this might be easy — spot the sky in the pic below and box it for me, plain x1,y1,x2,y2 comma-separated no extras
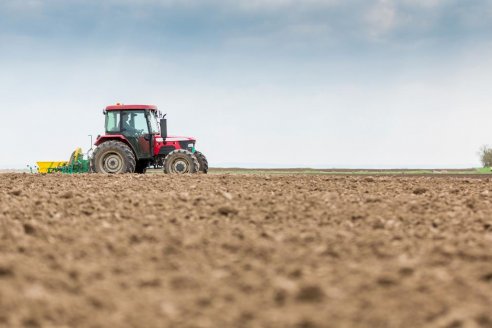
1,0,492,169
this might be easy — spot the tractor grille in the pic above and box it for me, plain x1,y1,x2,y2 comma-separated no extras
179,141,195,152
158,146,176,155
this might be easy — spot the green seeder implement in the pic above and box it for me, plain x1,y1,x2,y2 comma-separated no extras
37,148,90,174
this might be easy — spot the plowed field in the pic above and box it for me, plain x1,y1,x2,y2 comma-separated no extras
1,173,492,328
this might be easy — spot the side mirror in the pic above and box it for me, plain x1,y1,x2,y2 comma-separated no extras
160,118,168,139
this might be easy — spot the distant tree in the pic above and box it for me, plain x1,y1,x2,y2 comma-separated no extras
479,145,492,167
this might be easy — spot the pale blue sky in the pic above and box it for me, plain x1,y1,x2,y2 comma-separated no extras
1,0,492,168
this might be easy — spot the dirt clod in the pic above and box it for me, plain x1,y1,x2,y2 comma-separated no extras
0,265,13,277
61,191,74,199
413,187,428,195
23,223,36,235
481,273,492,282
296,285,325,303
217,205,239,216
9,189,22,196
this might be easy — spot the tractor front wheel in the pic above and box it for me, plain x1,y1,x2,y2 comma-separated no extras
194,150,208,174
163,150,199,174
91,140,136,174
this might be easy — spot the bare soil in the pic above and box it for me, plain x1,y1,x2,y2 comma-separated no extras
1,173,492,328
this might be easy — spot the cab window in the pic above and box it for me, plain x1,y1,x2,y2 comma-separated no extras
121,111,149,135
105,111,121,133
149,111,160,134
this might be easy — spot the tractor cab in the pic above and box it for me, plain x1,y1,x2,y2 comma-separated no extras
104,105,160,160
92,104,208,174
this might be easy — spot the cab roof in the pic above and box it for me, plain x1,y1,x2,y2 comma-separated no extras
105,104,158,111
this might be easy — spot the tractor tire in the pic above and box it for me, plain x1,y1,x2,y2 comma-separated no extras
91,140,136,174
194,150,208,174
135,160,148,174
163,149,199,174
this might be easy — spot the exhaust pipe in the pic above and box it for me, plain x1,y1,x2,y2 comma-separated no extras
160,118,168,139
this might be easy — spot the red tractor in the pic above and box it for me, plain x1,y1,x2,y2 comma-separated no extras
91,104,208,174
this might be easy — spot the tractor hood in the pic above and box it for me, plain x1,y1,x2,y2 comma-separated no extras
164,136,196,143
155,135,196,154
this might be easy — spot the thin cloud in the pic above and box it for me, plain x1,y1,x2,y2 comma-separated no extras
366,0,397,39
1,0,490,49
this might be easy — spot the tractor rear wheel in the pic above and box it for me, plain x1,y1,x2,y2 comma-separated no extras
91,140,136,174
194,150,208,174
163,149,199,174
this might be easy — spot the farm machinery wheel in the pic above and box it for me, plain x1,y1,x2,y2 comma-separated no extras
194,150,208,174
163,149,199,174
91,140,136,174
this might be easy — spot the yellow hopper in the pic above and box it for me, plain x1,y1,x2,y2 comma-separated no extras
36,161,68,174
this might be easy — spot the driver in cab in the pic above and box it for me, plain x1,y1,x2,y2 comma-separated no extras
122,113,139,135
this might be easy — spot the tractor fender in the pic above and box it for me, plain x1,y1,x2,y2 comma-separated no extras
94,135,137,157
